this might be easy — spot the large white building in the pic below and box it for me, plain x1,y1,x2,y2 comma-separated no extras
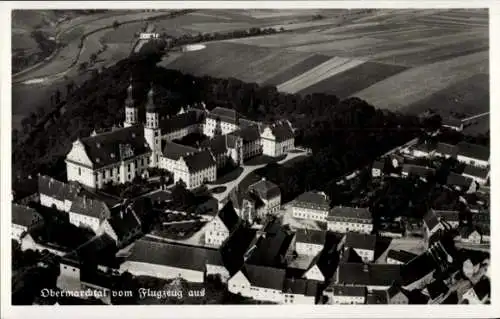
338,232,377,263
456,142,489,168
291,191,330,222
260,122,295,157
327,206,373,234
295,229,326,257
204,201,240,247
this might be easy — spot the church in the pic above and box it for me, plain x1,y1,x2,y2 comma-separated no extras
66,79,295,190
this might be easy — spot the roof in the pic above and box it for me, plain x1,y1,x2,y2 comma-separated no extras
145,87,158,112
243,191,265,209
220,227,257,274
127,238,223,271
344,232,377,251
292,191,330,211
462,165,489,179
460,249,489,265
456,142,489,161
472,278,490,300
336,263,402,287
435,142,458,157
447,172,473,188
200,135,235,155
459,226,479,238
402,164,435,177
367,290,388,304
423,209,440,230
248,179,281,200
386,283,406,299
372,160,384,170
386,250,418,264
78,125,151,169
207,107,241,125
11,203,43,227
230,125,261,143
425,279,448,299
162,141,198,160
283,278,318,296
433,209,460,223
268,122,294,142
80,269,113,289
64,234,119,268
340,247,363,264
295,229,326,245
442,291,458,304
70,195,111,220
217,201,240,233
107,205,142,241
38,175,78,202
414,142,435,153
159,110,204,134
331,285,366,297
400,252,436,286
183,150,216,172
328,206,371,222
242,264,285,290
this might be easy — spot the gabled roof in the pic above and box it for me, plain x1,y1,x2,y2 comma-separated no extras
459,225,479,238
248,178,281,200
336,263,402,287
242,264,285,290
330,285,366,297
243,191,265,209
414,142,435,153
295,229,326,245
162,141,198,160
78,125,150,169
183,150,216,172
402,164,435,177
344,232,377,251
447,172,473,188
386,250,418,264
207,107,242,125
400,252,436,286
127,238,223,271
11,203,43,227
63,234,119,268
292,191,330,211
38,175,78,202
386,282,406,299
159,110,204,134
462,165,489,179
230,125,261,143
328,206,371,222
217,201,240,233
367,290,388,304
200,135,237,155
283,278,318,297
435,142,458,157
459,249,489,266
425,279,448,300
267,122,294,142
70,195,111,220
372,160,384,170
472,277,490,300
456,142,489,161
107,205,142,241
432,209,460,223
423,209,440,231
220,227,257,274
340,247,363,264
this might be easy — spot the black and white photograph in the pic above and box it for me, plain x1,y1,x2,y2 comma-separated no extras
1,1,497,317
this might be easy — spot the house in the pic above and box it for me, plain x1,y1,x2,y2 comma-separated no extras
120,238,228,283
11,203,44,242
461,165,489,185
200,134,243,168
282,278,319,304
38,174,78,211
247,178,281,215
295,229,326,256
327,206,372,234
366,290,388,304
462,278,490,304
99,202,143,248
400,252,437,291
204,107,245,137
240,191,266,224
335,263,402,291
204,201,240,247
160,110,205,142
456,142,489,168
458,226,482,244
386,250,417,265
461,250,489,280
66,125,152,189
410,143,435,158
230,125,263,160
423,279,448,304
339,232,377,263
228,264,285,304
323,285,366,304
69,195,113,233
401,164,435,181
260,121,295,157
446,172,475,192
423,209,445,240
442,117,464,132
372,160,384,178
434,142,458,159
160,141,198,173
173,149,217,189
220,226,258,276
290,191,330,222
386,283,409,304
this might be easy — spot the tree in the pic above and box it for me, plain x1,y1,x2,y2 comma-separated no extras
113,20,120,29
90,52,98,65
54,89,61,105
78,62,88,73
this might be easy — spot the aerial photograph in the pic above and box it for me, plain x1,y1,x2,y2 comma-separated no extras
10,8,490,306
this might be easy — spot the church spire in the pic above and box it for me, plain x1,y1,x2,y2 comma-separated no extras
145,83,157,112
125,76,134,108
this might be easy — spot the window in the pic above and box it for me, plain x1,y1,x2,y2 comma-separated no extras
78,168,82,176
128,164,131,172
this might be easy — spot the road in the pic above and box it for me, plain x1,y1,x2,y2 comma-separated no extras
461,112,489,123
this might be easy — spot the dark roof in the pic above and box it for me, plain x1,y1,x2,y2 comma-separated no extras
328,206,371,222
217,201,240,233
283,278,318,296
127,238,223,271
207,107,241,125
459,225,479,238
145,87,158,112
107,205,141,241
400,252,436,286
268,122,294,142
367,290,388,304
79,125,150,169
433,209,460,223
242,264,285,290
159,110,204,134
456,142,489,161
462,165,489,179
341,247,363,264
435,142,458,157
372,160,384,170
200,135,231,155
425,279,448,299
162,141,198,160
442,291,458,304
38,175,78,201
386,283,406,299
244,191,265,208
230,125,261,143
220,226,257,274
414,142,435,153
70,195,111,220
344,232,377,251
387,250,418,264
459,249,489,265
472,278,490,300
11,203,43,227
80,269,113,289
295,229,326,245
331,285,366,297
183,150,216,172
248,179,281,200
64,234,119,268
336,263,401,287
239,118,259,129
442,117,463,128
447,172,473,188
423,209,440,230
402,164,435,177
292,191,330,211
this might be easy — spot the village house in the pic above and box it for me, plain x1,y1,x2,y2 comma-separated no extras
400,252,438,291
462,278,490,304
461,165,489,185
290,191,330,222
386,250,418,265
240,191,266,224
229,125,263,160
371,160,385,178
401,164,436,182
461,250,490,280
200,134,243,168
327,206,373,234
38,174,79,211
204,201,240,247
260,121,295,157
228,264,285,303
99,201,143,248
69,195,113,233
334,263,402,291
386,283,409,304
446,172,475,193
120,238,228,283
433,209,460,229
456,142,489,168
457,226,482,244
11,203,44,242
338,232,377,263
433,142,458,159
423,209,445,241
323,285,367,304
295,229,326,257
203,107,247,137
282,278,319,304
408,142,436,158
247,178,282,215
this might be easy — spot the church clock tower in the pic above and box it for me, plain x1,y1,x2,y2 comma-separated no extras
143,84,162,167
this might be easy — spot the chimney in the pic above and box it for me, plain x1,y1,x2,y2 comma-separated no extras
363,264,369,272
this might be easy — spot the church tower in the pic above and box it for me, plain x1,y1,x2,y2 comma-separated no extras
124,77,138,128
144,83,162,167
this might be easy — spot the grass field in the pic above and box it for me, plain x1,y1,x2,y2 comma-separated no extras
262,54,331,86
